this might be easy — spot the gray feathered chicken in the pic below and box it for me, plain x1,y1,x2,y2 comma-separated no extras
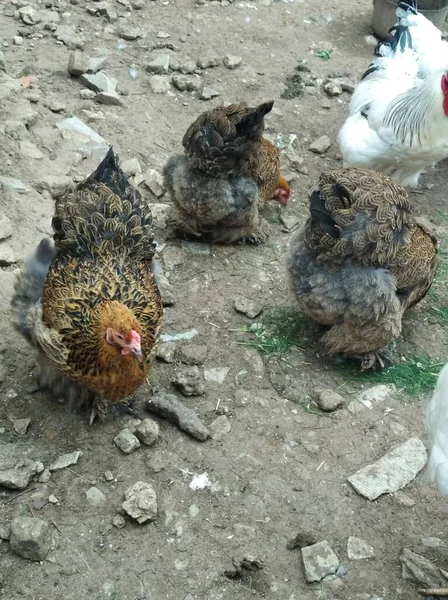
287,168,438,369
163,101,291,244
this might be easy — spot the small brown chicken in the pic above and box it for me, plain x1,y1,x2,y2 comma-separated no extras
287,167,438,369
163,100,291,244
11,148,163,422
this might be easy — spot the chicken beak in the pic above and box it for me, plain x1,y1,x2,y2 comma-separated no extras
133,349,144,363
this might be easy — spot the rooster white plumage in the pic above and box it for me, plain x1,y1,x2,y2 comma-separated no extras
426,363,448,498
338,1,448,186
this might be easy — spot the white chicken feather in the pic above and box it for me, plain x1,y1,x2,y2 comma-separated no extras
338,4,448,187
426,363,448,498
396,0,448,77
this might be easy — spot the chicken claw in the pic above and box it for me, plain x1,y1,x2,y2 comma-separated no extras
358,347,393,371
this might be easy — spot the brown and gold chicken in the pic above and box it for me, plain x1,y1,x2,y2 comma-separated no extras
11,148,163,422
287,167,438,370
163,100,291,244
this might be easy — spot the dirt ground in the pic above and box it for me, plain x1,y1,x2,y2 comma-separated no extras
1,0,448,599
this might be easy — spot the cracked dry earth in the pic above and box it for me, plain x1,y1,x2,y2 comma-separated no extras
1,0,448,599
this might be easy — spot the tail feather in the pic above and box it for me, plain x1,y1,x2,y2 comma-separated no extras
11,238,57,344
52,148,155,262
234,100,274,139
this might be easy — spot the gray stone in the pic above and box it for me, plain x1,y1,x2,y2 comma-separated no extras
348,437,427,501
13,36,24,46
38,468,51,483
209,415,231,440
80,88,96,100
121,157,141,176
0,244,15,266
180,60,197,74
204,367,229,384
50,450,82,471
113,515,126,528
85,486,106,506
401,548,445,587
324,81,342,96
0,524,10,540
10,517,50,562
47,100,66,113
104,470,114,482
55,116,109,161
393,490,416,506
178,344,208,366
197,56,221,69
0,52,5,73
146,55,170,74
144,169,165,197
123,418,142,434
87,57,108,74
36,175,73,198
0,177,29,192
150,203,171,228
280,214,300,231
160,328,198,343
132,0,145,7
156,342,177,363
20,141,44,160
309,135,332,154
200,86,220,100
114,429,141,454
122,481,157,524
234,296,262,319
135,419,159,446
339,78,356,93
223,55,242,69
55,25,85,49
347,536,375,560
148,75,171,94
80,72,117,94
12,418,30,435
172,366,205,396
172,74,202,92
48,494,59,504
0,215,12,242
313,387,344,412
117,24,142,40
67,51,89,76
421,537,444,548
188,504,199,518
96,91,123,106
301,541,340,583
156,31,170,39
146,393,210,441
0,453,41,490
19,6,42,25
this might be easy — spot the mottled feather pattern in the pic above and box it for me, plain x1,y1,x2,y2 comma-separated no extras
12,147,163,409
288,167,438,363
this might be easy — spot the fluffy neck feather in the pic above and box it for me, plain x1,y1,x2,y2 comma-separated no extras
383,74,448,146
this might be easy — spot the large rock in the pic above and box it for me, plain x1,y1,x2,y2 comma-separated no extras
0,444,44,490
301,541,340,583
122,482,157,524
10,517,50,561
146,393,210,442
348,437,427,501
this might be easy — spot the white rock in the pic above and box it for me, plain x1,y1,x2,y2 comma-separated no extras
121,157,141,176
96,91,123,106
0,176,29,192
348,437,427,500
0,244,15,266
209,415,231,440
204,367,230,384
67,51,89,76
149,75,171,94
50,450,82,471
80,72,117,93
122,481,157,524
55,116,109,160
347,536,375,560
160,328,198,342
146,55,170,74
144,169,165,197
19,141,44,160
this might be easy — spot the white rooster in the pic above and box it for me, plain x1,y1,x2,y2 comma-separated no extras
423,363,448,596
426,363,448,498
338,1,448,187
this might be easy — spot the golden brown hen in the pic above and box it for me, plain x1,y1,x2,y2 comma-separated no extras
163,101,291,244
12,148,163,422
287,167,438,369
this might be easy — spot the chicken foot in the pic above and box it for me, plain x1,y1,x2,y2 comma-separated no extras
356,346,394,371
88,397,140,425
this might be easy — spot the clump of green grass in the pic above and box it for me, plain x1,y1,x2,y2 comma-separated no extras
315,49,333,60
342,357,444,396
235,307,307,355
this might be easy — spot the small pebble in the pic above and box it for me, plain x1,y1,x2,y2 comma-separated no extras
114,429,141,454
113,515,126,529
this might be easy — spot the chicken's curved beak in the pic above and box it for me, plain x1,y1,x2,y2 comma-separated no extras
133,348,144,364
